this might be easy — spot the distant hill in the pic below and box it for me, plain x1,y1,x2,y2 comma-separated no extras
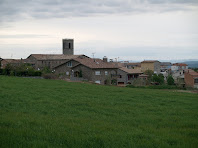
183,61,198,68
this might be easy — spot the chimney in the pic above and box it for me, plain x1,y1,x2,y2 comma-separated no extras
103,56,108,62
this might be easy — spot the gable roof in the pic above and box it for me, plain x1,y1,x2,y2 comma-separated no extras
54,57,119,69
185,69,198,77
27,54,88,60
1,59,22,64
119,67,143,74
73,58,119,69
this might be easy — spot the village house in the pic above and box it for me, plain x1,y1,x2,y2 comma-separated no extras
117,67,143,85
160,62,172,72
171,63,188,84
171,63,188,71
184,69,198,88
54,56,119,85
0,59,25,69
159,62,172,81
141,60,160,74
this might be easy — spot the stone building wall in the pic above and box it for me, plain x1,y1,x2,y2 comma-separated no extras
72,65,117,85
117,69,128,85
91,68,117,85
54,60,80,76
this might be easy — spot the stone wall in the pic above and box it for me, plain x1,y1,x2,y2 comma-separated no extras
54,60,80,77
117,69,128,85
72,65,117,85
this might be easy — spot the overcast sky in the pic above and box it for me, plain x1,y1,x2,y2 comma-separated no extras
0,0,198,61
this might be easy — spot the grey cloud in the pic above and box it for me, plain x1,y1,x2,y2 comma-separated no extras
0,0,198,25
0,34,50,38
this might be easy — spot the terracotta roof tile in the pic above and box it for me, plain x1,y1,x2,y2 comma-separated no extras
185,69,198,77
172,63,188,66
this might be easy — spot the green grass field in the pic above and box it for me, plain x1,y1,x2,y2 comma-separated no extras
0,76,198,147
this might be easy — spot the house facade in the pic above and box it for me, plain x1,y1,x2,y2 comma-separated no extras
117,67,143,85
0,59,24,69
141,60,160,74
184,69,198,88
171,63,188,71
54,57,119,85
171,63,188,84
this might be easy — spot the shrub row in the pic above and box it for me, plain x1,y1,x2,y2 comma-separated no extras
126,84,185,90
0,68,42,76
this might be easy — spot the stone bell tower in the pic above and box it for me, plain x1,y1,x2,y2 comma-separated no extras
62,38,74,55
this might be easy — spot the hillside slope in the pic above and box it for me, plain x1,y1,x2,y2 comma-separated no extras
0,76,198,147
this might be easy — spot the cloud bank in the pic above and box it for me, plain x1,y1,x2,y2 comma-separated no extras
1,0,198,24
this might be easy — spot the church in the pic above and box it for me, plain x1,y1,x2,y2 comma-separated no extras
25,39,89,70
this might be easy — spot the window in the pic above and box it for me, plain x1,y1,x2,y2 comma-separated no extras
95,80,101,84
105,71,108,75
67,61,72,67
119,75,122,78
195,79,198,84
69,43,71,49
95,71,101,75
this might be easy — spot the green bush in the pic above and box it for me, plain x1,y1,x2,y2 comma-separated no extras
1,64,42,77
152,74,164,85
0,69,3,75
34,71,42,76
144,70,154,81
167,75,174,85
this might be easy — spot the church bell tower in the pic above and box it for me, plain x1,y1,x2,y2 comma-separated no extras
62,38,74,55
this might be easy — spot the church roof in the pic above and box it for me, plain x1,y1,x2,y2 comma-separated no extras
27,54,87,60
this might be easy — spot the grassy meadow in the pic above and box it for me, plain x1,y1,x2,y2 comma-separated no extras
0,76,198,147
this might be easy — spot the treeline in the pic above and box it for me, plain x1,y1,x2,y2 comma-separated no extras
144,70,174,85
0,64,42,76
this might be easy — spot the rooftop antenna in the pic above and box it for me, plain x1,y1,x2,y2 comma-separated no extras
118,57,119,62
11,54,13,59
92,52,95,59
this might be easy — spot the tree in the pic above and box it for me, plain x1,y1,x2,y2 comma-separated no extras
167,75,174,85
144,70,154,81
4,64,14,75
152,74,164,85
